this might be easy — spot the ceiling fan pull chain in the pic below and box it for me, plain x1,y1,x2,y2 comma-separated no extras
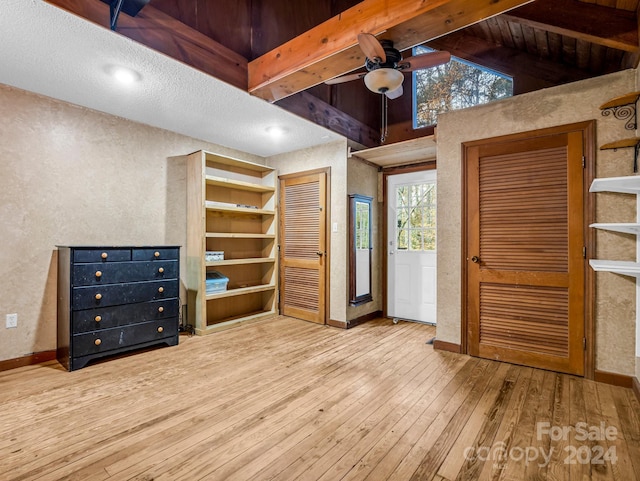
381,93,388,144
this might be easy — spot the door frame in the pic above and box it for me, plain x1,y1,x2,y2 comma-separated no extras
382,161,437,318
461,120,596,378
278,167,331,324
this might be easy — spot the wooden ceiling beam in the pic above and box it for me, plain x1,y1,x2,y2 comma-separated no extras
426,30,592,92
276,91,379,149
501,0,639,52
248,0,534,103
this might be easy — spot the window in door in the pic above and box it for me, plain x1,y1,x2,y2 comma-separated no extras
396,182,436,252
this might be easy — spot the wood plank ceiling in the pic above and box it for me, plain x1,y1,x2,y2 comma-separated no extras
44,0,640,149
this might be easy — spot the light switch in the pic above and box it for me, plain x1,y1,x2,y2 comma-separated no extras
332,222,338,233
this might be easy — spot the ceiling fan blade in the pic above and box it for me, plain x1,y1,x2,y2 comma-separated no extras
399,51,451,72
357,33,386,63
385,83,403,100
324,72,367,85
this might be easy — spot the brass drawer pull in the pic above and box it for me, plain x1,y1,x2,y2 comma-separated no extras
95,293,102,300
101,252,108,259
95,271,102,278
157,326,164,333
95,339,102,346
154,251,160,258
95,315,102,322
158,307,164,313
158,267,164,273
158,287,164,293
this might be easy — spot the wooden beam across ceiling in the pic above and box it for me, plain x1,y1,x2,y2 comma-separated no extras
276,91,380,149
502,0,639,52
247,0,534,103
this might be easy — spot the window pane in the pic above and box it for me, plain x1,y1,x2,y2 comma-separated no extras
413,47,512,129
397,228,408,250
410,230,423,251
410,207,423,229
397,186,408,208
424,228,436,251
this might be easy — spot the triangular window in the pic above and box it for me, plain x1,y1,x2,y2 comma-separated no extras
413,46,513,129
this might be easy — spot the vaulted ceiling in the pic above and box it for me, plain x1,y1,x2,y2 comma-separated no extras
45,0,640,150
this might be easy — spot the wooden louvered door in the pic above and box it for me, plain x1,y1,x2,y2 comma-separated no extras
279,170,327,324
465,130,585,375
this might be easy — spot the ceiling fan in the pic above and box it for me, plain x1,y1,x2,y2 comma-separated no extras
325,33,451,99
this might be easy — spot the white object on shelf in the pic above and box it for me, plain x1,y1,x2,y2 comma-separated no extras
589,223,640,235
205,251,224,261
589,175,640,194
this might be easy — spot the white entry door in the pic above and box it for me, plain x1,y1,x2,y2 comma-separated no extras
387,170,437,324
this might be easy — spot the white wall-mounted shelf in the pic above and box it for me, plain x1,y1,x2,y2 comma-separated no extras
590,223,640,235
589,260,640,278
589,175,640,194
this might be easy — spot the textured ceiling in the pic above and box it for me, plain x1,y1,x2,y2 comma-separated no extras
0,0,343,158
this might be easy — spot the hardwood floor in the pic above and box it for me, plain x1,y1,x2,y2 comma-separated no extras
1,316,639,481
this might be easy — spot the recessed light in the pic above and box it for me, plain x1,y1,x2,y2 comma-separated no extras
107,65,141,85
265,126,288,138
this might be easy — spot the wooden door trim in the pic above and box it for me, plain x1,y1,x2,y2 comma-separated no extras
461,120,595,379
382,161,437,317
278,167,331,324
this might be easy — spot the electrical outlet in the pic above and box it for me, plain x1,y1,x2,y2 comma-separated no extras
6,313,17,329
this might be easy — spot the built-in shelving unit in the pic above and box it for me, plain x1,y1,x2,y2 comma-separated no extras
187,150,278,335
589,175,640,278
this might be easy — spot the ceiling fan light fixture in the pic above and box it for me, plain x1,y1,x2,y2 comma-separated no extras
363,68,403,94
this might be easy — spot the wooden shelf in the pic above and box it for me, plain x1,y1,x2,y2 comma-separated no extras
205,202,275,216
205,284,276,300
589,176,640,194
600,92,640,110
196,310,277,335
589,260,640,278
206,232,276,239
206,175,275,193
206,257,276,267
590,223,640,235
600,138,640,151
202,152,274,173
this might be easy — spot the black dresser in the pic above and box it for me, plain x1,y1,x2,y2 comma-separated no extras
57,246,180,371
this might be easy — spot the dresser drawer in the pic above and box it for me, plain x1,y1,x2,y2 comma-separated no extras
72,319,177,358
132,248,179,261
71,299,179,333
72,280,178,310
73,260,178,286
73,249,131,263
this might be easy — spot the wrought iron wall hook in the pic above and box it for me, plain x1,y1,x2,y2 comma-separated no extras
600,92,640,131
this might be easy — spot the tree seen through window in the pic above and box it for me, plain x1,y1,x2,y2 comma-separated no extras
413,46,513,128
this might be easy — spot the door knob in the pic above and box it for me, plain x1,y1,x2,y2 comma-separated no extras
471,256,480,263
317,251,324,256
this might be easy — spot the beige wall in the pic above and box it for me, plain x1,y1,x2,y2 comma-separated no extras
347,158,382,321
436,69,638,375
0,84,264,362
267,140,349,323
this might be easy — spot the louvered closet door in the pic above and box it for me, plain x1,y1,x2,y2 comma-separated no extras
466,131,585,375
279,171,327,324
